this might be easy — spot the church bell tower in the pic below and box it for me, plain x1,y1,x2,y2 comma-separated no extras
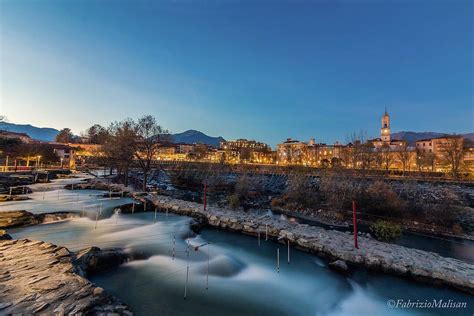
381,108,391,142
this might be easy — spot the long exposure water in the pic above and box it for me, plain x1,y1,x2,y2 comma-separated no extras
2,176,473,315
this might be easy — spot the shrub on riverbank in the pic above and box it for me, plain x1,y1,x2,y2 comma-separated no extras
370,221,402,241
283,175,320,208
359,181,407,218
228,194,240,210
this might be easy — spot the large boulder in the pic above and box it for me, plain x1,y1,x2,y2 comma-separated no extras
74,247,129,276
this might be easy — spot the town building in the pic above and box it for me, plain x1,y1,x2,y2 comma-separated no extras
276,138,308,165
51,143,76,169
220,139,271,163
415,135,465,172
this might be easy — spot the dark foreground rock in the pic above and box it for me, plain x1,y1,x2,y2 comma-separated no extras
74,246,129,277
0,239,132,315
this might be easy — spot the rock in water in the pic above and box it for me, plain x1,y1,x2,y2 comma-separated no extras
329,260,349,274
74,246,129,276
0,230,12,240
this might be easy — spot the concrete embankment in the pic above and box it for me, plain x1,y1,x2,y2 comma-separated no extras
77,179,474,295
0,239,132,315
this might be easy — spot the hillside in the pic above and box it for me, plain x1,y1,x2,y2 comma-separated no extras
171,130,225,147
392,131,474,145
0,122,59,142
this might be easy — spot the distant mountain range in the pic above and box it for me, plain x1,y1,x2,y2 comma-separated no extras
171,130,225,147
0,122,225,147
392,131,474,145
0,122,59,142
2,122,472,147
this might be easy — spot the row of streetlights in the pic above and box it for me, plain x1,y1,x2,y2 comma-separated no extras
0,155,69,172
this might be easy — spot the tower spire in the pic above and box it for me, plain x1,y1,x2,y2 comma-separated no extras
381,107,391,142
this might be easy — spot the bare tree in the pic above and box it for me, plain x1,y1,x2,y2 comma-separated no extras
133,115,169,191
346,130,368,170
373,147,383,170
55,128,75,143
360,142,375,171
104,119,136,186
415,148,435,172
396,142,411,173
440,136,464,178
380,143,393,171
85,124,109,144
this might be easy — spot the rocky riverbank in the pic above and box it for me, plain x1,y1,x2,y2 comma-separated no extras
77,178,474,295
0,239,132,315
0,210,79,229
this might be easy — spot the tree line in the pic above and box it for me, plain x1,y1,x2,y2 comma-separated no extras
81,115,169,190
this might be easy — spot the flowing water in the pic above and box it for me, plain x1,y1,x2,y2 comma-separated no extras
2,176,473,316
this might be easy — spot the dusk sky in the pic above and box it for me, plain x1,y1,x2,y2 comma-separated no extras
1,0,472,146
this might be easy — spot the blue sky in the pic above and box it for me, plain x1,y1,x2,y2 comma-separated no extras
1,0,472,147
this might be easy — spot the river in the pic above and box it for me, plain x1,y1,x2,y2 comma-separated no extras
2,175,473,316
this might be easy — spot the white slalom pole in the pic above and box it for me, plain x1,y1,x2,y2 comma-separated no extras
99,203,102,216
9,187,12,198
57,189,60,200
172,232,176,260
184,239,190,299
277,248,280,273
154,207,158,223
287,240,290,264
206,243,210,290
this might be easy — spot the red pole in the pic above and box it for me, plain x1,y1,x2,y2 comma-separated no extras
352,200,358,249
203,180,207,212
